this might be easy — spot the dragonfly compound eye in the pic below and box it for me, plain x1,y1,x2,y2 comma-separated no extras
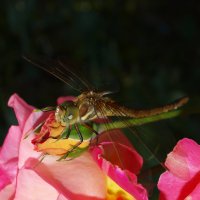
67,114,73,120
55,102,80,125
63,113,73,122
55,106,64,122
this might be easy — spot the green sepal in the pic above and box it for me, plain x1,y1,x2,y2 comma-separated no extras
57,146,89,160
68,124,96,140
67,146,89,158
57,127,70,139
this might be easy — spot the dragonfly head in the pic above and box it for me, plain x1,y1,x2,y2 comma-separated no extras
55,102,79,126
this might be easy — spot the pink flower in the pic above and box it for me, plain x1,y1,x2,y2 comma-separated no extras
158,138,200,200
0,93,148,200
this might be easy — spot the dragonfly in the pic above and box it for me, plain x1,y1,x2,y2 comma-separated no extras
24,56,189,162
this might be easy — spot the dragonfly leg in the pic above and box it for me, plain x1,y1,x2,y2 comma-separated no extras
81,123,99,145
55,125,71,141
90,129,99,145
64,125,72,139
33,153,48,168
58,124,83,160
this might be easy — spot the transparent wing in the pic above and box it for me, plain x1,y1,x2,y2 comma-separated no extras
92,96,188,162
93,98,166,164
90,96,188,191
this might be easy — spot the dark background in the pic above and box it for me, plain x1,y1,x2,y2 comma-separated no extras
0,1,200,199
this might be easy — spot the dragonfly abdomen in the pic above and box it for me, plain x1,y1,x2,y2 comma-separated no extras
104,97,189,118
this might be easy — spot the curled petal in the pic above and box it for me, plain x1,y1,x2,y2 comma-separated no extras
8,93,34,130
185,183,200,199
91,143,148,200
0,126,21,185
165,138,200,179
57,96,75,104
98,130,134,149
158,138,200,200
18,109,51,168
0,126,21,164
158,171,186,200
98,142,143,175
0,168,11,190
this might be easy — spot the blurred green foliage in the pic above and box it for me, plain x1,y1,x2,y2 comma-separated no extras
0,1,200,199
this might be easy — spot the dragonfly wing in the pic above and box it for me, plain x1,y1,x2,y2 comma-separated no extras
93,98,167,165
98,97,189,118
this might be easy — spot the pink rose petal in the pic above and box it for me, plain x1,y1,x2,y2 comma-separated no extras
185,182,200,199
57,96,75,104
0,126,21,189
57,194,69,200
8,94,34,130
15,168,59,200
0,181,16,200
158,138,200,200
98,130,134,148
18,111,49,168
158,171,186,200
0,168,11,190
98,142,143,175
0,126,21,164
27,152,106,200
91,143,148,200
165,138,200,179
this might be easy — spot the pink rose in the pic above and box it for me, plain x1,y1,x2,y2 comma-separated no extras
158,138,200,200
0,94,148,200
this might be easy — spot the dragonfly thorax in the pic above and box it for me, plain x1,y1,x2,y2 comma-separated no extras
75,90,111,121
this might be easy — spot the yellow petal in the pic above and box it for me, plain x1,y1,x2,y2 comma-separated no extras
106,176,135,200
36,138,90,156
49,126,65,137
